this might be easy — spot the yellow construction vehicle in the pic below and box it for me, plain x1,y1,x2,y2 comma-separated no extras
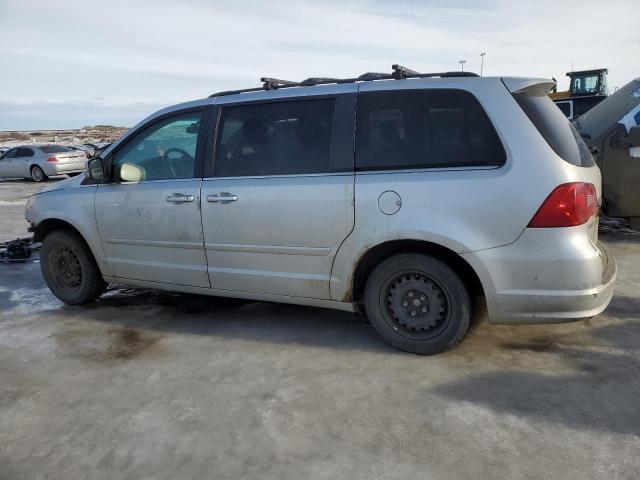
549,68,609,119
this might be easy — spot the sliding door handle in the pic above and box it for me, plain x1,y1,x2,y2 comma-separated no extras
207,193,238,204
166,193,195,204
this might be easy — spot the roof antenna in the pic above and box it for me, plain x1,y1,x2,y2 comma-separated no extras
392,64,419,80
261,77,298,90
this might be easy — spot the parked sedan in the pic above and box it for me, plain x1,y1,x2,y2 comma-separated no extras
0,144,87,182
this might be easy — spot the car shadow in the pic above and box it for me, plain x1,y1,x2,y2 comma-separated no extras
53,286,398,355
600,295,640,320
599,231,640,244
432,318,640,436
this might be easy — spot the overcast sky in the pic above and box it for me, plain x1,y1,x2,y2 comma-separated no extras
0,0,638,130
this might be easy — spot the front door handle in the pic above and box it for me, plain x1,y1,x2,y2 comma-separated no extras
166,193,195,204
207,193,238,204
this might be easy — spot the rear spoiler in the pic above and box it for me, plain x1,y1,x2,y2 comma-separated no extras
502,77,556,94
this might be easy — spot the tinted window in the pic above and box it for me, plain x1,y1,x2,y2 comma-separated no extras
214,99,335,177
3,149,17,159
514,90,595,167
355,89,505,171
16,148,35,157
112,111,202,182
39,145,73,153
556,101,572,118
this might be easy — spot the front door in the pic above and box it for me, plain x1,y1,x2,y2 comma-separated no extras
0,148,17,177
95,108,210,288
201,91,356,299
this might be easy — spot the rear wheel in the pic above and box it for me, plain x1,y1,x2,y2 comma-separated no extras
30,165,47,182
364,253,471,355
40,230,106,305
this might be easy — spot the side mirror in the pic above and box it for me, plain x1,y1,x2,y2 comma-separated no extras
119,163,144,183
86,157,105,181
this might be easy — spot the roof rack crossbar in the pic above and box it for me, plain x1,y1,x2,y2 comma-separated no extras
209,65,479,97
260,77,298,90
392,64,419,80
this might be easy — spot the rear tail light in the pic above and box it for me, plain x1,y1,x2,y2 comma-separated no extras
47,157,59,163
528,182,597,228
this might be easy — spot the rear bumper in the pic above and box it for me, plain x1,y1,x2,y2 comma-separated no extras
44,162,85,175
463,227,616,325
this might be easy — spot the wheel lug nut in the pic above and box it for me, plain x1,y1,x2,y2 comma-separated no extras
422,307,427,313
410,310,417,316
402,300,409,307
408,291,414,298
420,295,426,301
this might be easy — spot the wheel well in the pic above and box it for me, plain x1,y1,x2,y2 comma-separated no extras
33,218,83,243
349,240,485,304
33,218,104,274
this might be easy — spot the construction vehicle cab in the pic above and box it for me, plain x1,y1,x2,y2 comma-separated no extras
550,68,609,119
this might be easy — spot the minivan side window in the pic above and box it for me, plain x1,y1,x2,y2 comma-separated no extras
112,111,202,182
213,99,335,177
355,89,506,171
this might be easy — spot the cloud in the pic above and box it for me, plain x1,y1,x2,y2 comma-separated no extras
0,0,638,128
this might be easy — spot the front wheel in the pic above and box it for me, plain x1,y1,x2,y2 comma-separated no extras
364,253,471,355
31,165,47,182
40,230,106,305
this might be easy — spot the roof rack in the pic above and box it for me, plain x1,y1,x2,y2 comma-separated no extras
209,64,479,98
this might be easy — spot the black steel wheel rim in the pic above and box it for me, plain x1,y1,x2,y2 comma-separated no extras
382,270,451,340
51,245,82,290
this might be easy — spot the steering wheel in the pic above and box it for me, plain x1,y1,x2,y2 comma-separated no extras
162,148,194,178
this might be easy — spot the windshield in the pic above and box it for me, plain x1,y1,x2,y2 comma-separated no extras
571,75,600,95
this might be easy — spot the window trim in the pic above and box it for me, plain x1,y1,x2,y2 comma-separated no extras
354,88,507,173
205,93,356,179
101,105,211,184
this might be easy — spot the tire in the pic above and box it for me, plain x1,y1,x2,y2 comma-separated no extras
67,172,82,177
40,230,106,305
364,253,471,355
30,165,47,182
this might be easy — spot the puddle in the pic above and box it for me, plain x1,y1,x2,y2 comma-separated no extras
54,326,163,363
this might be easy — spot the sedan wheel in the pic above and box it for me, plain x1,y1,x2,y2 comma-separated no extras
31,165,47,182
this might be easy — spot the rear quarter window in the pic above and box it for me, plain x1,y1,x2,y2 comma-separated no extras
513,90,595,167
355,89,506,171
38,145,73,153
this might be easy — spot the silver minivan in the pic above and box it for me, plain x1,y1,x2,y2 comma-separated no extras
25,67,616,354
